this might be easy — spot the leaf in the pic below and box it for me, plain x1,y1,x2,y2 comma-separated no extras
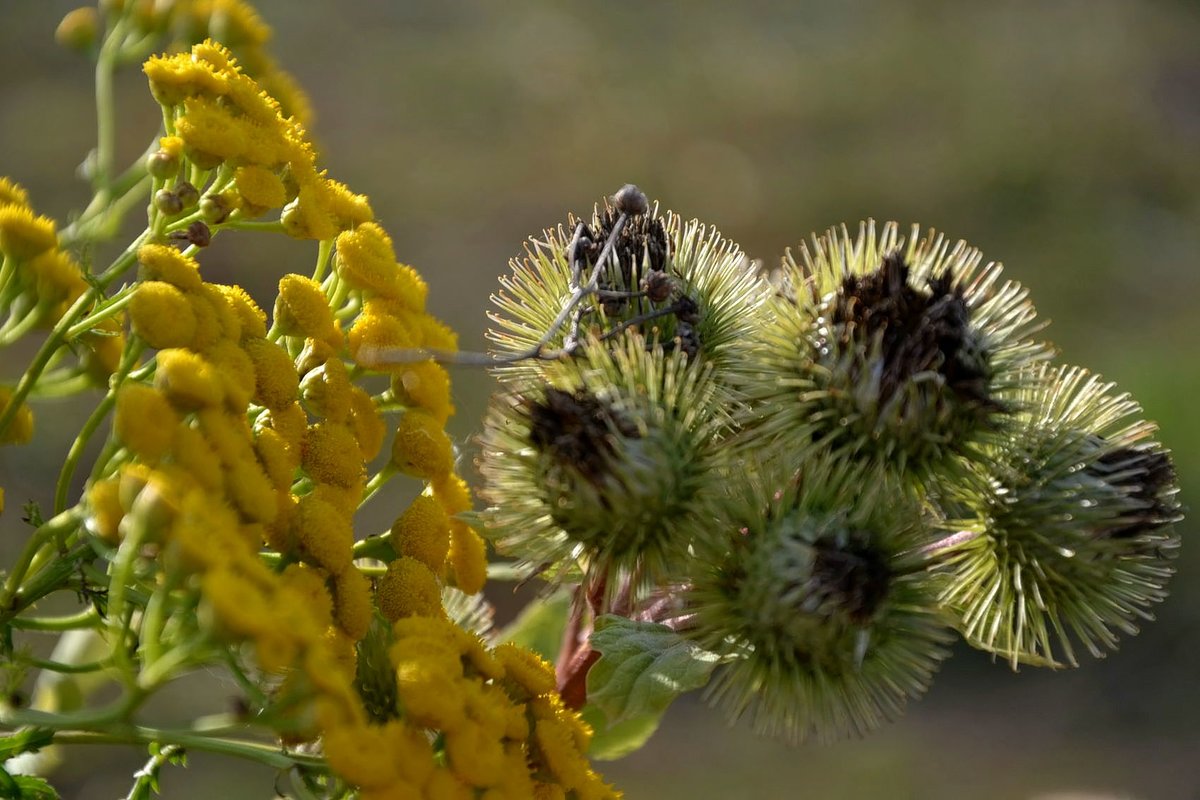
583,616,720,760
495,589,572,661
0,728,55,761
0,765,60,800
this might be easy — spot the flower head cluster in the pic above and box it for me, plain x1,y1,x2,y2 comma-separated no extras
478,194,1182,746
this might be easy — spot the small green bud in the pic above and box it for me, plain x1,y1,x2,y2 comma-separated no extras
153,188,183,217
174,181,200,210
146,150,179,181
200,192,235,224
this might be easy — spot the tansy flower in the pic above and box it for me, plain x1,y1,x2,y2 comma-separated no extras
114,384,179,461
80,316,127,384
84,478,123,544
234,165,288,212
275,273,340,345
348,303,420,368
391,360,453,424
199,283,244,341
131,282,198,350
256,400,308,453
279,564,335,629
280,182,340,241
322,724,405,790
493,643,556,698
212,283,267,338
0,205,58,261
224,458,278,525
204,339,257,410
347,385,386,462
29,249,86,307
197,408,256,467
242,337,299,410
143,52,229,106
0,176,30,208
137,244,203,292
444,725,506,788
415,314,458,352
390,494,450,572
171,425,224,492
447,521,487,596
293,493,352,572
376,557,444,622
331,567,372,639
175,97,246,167
310,480,364,519
391,409,454,479
302,421,364,488
0,388,34,445
254,426,298,490
334,222,402,296
154,349,225,410
299,357,352,421
184,290,225,352
323,178,374,229
392,657,467,731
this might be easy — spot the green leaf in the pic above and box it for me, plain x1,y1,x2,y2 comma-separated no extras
584,616,720,760
495,589,572,662
0,728,55,761
0,766,60,800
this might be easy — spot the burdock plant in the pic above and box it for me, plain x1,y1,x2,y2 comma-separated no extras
476,188,1182,762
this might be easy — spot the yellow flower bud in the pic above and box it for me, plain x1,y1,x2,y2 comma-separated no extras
299,358,352,422
310,481,363,519
0,206,57,261
391,410,454,479
0,386,35,445
85,478,123,544
155,349,224,410
391,360,454,424
257,401,308,453
80,315,128,385
234,165,288,212
376,557,443,623
255,427,298,491
348,304,419,369
185,290,224,352
302,422,363,488
347,385,386,462
171,424,223,492
293,494,352,573
242,337,299,411
211,284,267,339
447,520,487,596
114,383,179,461
280,564,335,630
29,249,86,307
0,177,30,209
332,567,372,640
391,495,450,573
224,458,278,526
275,274,339,345
494,643,557,698
136,244,202,292
130,281,197,350
204,339,257,410
143,55,229,108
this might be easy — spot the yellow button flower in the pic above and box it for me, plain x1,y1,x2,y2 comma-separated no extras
444,725,505,788
225,458,277,526
347,385,386,462
205,339,257,410
390,495,450,573
29,249,86,306
448,520,487,596
302,421,363,488
254,426,298,490
211,283,267,339
376,557,443,623
130,281,198,350
293,493,352,573
137,244,203,292
257,400,308,453
114,383,179,461
235,165,288,212
85,478,123,544
80,316,127,385
332,566,372,640
0,387,34,445
279,563,334,630
0,177,30,208
299,358,352,422
348,306,419,369
390,410,454,479
171,425,223,491
275,273,339,344
493,643,557,699
242,337,300,411
154,350,225,410
0,205,57,261
391,361,454,424
143,52,229,106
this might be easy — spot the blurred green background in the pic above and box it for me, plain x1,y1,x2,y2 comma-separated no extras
2,1,1199,798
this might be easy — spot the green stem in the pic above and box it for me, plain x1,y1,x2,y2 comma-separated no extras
93,18,127,194
223,219,286,233
55,339,145,513
0,302,50,346
66,284,136,339
0,509,83,616
312,238,333,283
0,229,148,439
17,654,112,675
107,514,151,683
28,372,93,399
360,464,398,506
125,743,183,800
10,607,100,631
49,728,328,771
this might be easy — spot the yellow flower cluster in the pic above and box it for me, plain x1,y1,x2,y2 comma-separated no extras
0,177,125,412
326,616,620,800
146,39,366,234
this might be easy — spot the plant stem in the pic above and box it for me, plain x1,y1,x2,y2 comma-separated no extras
0,509,83,617
10,607,100,631
93,18,127,195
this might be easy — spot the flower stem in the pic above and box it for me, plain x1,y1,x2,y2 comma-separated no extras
0,509,83,618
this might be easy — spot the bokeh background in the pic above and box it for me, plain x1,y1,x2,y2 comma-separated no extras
2,2,1199,798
